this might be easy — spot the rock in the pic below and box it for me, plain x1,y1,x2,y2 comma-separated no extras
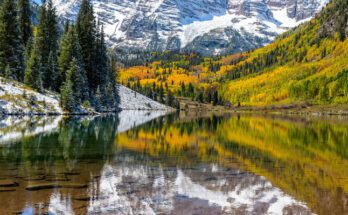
26,182,87,191
23,175,46,181
73,195,108,202
61,183,87,189
0,187,16,192
63,171,80,176
26,183,59,191
45,178,70,182
0,179,18,187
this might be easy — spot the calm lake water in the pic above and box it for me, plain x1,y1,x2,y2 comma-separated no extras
0,111,347,215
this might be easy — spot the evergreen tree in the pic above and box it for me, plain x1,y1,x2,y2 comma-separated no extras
58,25,88,99
213,91,219,106
0,0,24,81
60,78,74,112
207,91,212,103
37,0,59,89
159,83,164,103
166,90,175,107
17,0,32,46
188,83,195,97
24,38,42,91
76,0,97,90
95,24,108,87
60,58,89,111
66,58,88,103
180,82,186,96
106,52,119,107
47,51,58,90
24,37,33,69
197,91,204,103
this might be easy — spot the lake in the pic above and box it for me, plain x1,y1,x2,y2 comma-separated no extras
0,111,347,215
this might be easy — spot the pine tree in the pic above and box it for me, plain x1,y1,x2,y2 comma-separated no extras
106,52,119,107
0,0,24,81
159,83,164,103
24,38,42,91
17,0,32,46
58,25,88,99
60,79,74,112
95,24,108,87
207,91,212,103
213,91,219,106
76,0,97,90
47,51,58,90
180,82,186,96
66,58,88,104
166,90,175,107
24,37,33,67
37,0,59,90
197,91,204,103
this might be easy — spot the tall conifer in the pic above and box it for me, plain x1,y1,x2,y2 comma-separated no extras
18,0,32,46
76,0,97,90
0,0,23,81
37,0,59,89
24,38,42,91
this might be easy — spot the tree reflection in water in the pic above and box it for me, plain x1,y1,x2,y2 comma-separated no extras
0,113,347,214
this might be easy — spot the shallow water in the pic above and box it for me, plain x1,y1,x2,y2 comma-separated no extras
0,112,347,215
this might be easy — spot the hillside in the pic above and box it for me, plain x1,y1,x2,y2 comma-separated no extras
219,0,348,106
0,77,171,115
120,0,348,108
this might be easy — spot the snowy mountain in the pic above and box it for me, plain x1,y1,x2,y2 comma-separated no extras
52,0,328,55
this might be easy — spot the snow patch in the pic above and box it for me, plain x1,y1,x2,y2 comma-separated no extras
118,84,173,111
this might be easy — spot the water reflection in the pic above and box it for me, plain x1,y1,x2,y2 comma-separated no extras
0,112,347,214
85,162,311,215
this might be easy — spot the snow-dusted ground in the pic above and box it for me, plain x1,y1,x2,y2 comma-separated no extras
0,77,172,115
118,85,172,111
0,78,63,115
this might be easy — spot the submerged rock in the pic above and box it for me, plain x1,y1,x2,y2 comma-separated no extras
26,182,87,191
0,187,16,192
0,179,18,187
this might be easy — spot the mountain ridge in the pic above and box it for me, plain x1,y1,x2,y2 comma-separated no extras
53,0,328,55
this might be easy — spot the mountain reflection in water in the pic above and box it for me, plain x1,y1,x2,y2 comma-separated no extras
0,112,347,215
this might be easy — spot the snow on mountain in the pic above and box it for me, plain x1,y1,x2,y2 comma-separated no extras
53,0,329,55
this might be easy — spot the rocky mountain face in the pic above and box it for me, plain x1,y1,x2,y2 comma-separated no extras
52,0,328,55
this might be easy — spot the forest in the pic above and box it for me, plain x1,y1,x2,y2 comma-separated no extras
0,0,118,112
120,0,348,107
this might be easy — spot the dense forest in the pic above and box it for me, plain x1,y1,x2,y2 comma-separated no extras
120,0,348,107
0,0,119,112
119,52,226,106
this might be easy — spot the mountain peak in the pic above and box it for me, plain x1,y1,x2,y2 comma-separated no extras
53,0,329,55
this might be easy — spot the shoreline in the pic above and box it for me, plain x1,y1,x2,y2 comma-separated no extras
0,108,175,116
177,97,348,116
232,104,348,116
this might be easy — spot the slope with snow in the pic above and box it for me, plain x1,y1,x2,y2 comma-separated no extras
53,0,329,55
0,77,172,115
118,84,172,111
0,77,63,115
